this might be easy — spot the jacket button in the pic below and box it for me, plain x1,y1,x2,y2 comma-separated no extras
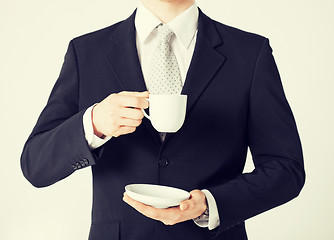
159,159,169,167
83,158,89,165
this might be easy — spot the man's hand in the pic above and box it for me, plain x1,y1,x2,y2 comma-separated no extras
123,190,207,225
92,91,149,138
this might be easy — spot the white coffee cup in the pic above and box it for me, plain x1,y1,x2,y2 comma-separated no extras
141,94,187,133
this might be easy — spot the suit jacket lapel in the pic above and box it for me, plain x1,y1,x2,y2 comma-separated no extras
106,10,146,92
164,9,227,143
106,10,162,145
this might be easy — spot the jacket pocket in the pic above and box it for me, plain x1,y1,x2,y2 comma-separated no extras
88,219,120,240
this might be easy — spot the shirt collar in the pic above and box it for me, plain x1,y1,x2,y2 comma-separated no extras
135,1,199,49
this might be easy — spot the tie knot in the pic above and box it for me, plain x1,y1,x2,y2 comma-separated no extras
158,24,175,43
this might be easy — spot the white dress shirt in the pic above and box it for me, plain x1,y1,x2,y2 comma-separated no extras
82,0,220,230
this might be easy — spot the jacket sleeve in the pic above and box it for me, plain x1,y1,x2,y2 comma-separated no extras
208,38,305,235
20,40,100,188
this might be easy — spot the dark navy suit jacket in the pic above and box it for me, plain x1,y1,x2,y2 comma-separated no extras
21,8,305,240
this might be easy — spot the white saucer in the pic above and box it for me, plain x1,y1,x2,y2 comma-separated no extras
125,184,190,209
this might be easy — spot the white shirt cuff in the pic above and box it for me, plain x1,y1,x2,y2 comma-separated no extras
193,189,220,230
83,104,111,150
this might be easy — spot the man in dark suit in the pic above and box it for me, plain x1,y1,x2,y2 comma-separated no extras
20,0,305,239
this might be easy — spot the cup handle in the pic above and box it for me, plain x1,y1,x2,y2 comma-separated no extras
141,98,150,120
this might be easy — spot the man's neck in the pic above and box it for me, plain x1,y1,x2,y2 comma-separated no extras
141,0,195,23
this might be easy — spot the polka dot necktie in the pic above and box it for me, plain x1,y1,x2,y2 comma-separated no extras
147,24,183,141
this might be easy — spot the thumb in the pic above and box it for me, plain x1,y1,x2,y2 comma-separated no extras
118,91,149,96
134,91,150,98
180,201,189,211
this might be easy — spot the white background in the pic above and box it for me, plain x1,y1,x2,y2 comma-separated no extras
1,0,333,239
